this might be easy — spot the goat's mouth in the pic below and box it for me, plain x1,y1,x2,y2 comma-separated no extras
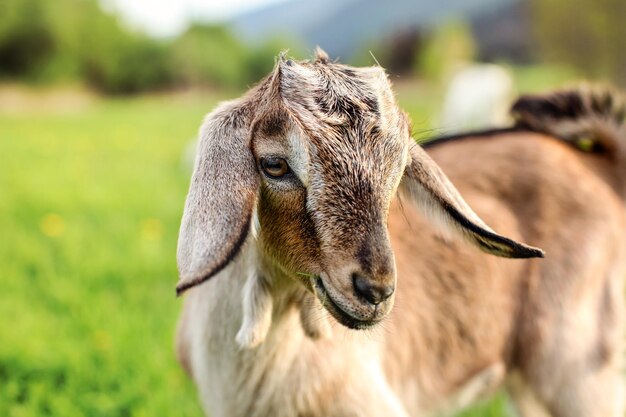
312,276,382,330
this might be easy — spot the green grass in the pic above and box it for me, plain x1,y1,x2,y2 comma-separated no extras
0,92,220,416
1,66,575,415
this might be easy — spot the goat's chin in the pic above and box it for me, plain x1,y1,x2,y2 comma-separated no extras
311,276,391,330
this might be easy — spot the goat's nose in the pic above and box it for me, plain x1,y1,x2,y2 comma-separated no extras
352,272,395,305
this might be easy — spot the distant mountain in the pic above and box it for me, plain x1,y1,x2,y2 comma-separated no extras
232,0,358,50
231,0,520,60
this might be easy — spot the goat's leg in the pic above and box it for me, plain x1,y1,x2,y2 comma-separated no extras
516,264,625,417
506,373,551,417
539,276,626,417
518,320,625,417
343,384,411,417
328,366,410,417
540,365,625,417
445,362,506,412
367,380,410,417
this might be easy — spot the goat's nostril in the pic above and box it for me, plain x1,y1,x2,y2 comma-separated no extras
352,273,395,305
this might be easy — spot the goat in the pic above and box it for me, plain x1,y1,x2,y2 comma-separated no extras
175,50,626,417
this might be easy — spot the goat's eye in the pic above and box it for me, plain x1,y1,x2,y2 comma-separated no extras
260,157,290,178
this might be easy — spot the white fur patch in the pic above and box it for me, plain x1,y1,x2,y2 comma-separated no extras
286,127,311,187
236,270,273,349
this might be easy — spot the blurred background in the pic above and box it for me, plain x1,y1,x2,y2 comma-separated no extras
1,0,624,416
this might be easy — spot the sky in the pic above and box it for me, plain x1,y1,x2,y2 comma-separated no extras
103,0,291,38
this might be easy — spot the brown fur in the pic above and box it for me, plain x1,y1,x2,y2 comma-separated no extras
386,131,626,415
175,52,626,417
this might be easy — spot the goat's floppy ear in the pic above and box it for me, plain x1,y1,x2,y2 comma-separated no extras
176,100,259,295
400,144,544,258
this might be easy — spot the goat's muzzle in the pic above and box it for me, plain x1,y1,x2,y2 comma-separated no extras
312,269,396,330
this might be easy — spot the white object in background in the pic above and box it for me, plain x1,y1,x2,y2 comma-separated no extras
440,64,514,133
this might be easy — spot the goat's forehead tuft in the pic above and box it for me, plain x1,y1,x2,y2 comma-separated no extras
270,57,405,142
281,60,391,104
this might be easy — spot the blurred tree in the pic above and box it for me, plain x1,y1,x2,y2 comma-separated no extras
416,19,476,82
244,38,306,85
350,29,423,76
531,0,626,85
349,41,387,69
170,24,248,89
76,1,173,93
386,28,424,76
0,0,317,93
0,0,56,79
171,25,307,89
0,0,174,92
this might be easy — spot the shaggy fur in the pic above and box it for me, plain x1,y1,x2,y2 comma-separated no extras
175,51,626,417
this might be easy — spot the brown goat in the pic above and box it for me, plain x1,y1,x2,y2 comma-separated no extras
175,51,625,417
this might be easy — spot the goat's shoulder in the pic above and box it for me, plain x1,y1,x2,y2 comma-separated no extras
424,129,626,288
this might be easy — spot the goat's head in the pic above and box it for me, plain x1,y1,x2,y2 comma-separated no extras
176,50,543,331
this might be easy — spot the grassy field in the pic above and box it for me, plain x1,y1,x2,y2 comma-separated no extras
0,90,218,416
0,69,573,416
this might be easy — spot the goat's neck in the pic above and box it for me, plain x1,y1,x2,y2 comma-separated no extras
190,241,332,417
210,237,313,350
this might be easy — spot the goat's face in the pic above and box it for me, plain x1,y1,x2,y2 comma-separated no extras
176,51,544,332
250,62,409,328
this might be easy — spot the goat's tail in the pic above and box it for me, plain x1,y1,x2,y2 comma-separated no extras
511,85,626,157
